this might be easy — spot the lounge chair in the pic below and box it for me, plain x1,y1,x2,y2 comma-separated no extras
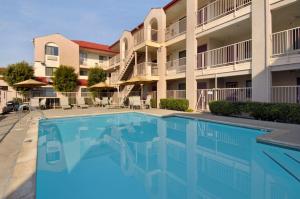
60,98,71,110
77,98,89,109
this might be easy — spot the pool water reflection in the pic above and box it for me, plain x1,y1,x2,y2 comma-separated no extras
37,113,300,199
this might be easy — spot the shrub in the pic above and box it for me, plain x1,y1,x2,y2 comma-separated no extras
150,99,157,108
52,65,78,92
160,99,189,112
209,101,300,124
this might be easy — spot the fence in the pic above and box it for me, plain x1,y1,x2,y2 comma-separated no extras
196,86,300,111
166,90,186,99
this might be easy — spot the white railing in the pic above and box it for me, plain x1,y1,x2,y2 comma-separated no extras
272,86,300,104
196,39,252,69
166,57,186,75
151,29,159,42
272,26,300,56
134,29,145,46
136,62,158,76
196,87,252,110
166,17,187,41
197,0,252,26
109,54,121,66
166,90,186,99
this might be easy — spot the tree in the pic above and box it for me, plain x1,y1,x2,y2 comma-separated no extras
88,67,107,87
52,65,78,92
3,61,34,90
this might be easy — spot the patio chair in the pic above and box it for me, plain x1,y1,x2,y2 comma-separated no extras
60,98,71,110
40,98,47,110
30,98,40,109
132,96,142,109
144,95,152,109
102,97,109,107
93,97,101,107
77,98,89,109
128,96,134,109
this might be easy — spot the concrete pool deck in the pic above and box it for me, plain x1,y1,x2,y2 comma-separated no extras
0,107,299,198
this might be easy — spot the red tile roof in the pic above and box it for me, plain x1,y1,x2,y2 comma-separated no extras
35,77,53,84
72,40,118,54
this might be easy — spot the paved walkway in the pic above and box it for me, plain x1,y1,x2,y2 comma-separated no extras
0,113,30,199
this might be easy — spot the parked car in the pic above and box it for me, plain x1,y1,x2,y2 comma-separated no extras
2,101,20,114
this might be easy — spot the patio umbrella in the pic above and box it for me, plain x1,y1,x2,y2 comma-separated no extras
14,79,47,88
122,76,158,99
89,82,115,89
14,79,47,99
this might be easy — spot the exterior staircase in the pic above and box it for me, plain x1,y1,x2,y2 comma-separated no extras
118,50,135,81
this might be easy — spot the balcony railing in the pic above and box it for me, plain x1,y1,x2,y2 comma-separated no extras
166,90,186,99
136,62,158,76
166,18,187,41
109,54,120,66
151,29,159,42
197,0,251,26
166,57,186,75
108,72,119,85
272,86,300,104
272,26,300,56
134,29,145,46
196,39,252,69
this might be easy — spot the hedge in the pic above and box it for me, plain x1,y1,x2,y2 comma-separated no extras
150,99,157,108
209,101,300,124
160,98,189,112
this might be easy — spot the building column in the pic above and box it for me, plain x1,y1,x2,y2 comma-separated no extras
186,0,198,109
251,0,272,102
157,46,167,103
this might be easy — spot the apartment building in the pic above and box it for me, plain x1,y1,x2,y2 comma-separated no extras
33,34,117,95
33,0,300,110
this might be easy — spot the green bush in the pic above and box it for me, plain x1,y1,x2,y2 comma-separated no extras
53,65,78,92
160,99,189,112
150,99,157,108
209,101,300,124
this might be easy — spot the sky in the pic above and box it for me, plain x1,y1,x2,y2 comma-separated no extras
0,0,171,67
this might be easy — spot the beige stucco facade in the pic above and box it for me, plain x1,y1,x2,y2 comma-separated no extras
31,0,300,110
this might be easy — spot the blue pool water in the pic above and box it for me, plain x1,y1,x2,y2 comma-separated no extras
37,113,300,199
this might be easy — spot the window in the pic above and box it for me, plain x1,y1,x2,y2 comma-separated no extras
99,55,107,63
178,50,186,59
46,67,56,76
80,69,89,76
178,83,186,90
45,45,58,56
80,51,87,65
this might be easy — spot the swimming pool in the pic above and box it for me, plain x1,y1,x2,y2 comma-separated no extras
37,113,300,199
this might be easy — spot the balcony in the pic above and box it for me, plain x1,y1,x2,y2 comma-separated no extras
166,18,187,41
108,71,119,85
166,90,186,99
197,0,251,29
271,26,300,67
196,39,252,70
136,62,158,76
109,54,121,67
272,26,300,57
133,28,160,47
166,57,186,76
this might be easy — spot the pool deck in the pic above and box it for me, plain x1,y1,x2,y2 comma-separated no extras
0,107,299,199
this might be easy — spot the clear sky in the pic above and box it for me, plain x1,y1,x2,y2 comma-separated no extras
0,0,171,67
